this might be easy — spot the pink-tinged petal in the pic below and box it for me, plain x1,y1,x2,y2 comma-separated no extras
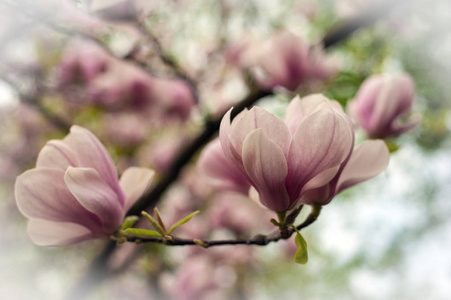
27,219,95,246
15,168,101,230
300,185,331,206
349,75,385,129
68,126,123,200
300,166,340,195
198,139,251,194
336,140,389,193
36,140,77,170
64,167,124,234
284,94,331,136
230,107,291,156
119,167,155,212
368,80,401,134
389,115,420,136
242,129,291,212
219,108,246,174
286,107,353,200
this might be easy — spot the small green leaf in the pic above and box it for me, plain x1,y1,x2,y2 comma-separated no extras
168,211,200,234
121,216,139,230
124,228,162,237
294,232,308,264
142,211,167,236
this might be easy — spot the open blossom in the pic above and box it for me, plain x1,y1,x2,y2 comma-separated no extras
15,126,154,246
348,73,419,139
220,94,354,212
252,31,337,91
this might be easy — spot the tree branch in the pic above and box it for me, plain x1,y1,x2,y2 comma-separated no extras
0,75,71,133
120,205,321,247
135,19,200,103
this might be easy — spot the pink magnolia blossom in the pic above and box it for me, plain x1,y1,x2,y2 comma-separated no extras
89,60,152,109
219,94,354,212
198,138,251,194
348,73,419,139
58,41,111,87
15,125,154,246
253,31,337,91
149,78,196,122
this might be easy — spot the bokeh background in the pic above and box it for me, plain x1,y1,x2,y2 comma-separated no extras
1,0,451,299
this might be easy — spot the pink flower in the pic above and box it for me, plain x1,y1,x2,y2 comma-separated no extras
348,73,419,139
15,125,154,246
58,41,111,87
149,78,196,122
253,31,337,90
301,139,389,205
220,94,354,212
198,138,251,194
89,60,153,109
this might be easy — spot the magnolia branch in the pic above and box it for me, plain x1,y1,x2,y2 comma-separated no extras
0,73,71,133
119,206,321,248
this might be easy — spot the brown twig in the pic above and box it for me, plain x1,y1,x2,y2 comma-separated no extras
121,205,321,247
0,74,71,133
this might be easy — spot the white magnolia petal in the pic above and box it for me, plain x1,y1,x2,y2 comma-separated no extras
337,140,389,193
65,167,124,234
242,129,291,211
27,219,95,246
119,167,155,212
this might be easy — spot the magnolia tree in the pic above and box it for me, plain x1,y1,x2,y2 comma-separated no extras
2,0,445,299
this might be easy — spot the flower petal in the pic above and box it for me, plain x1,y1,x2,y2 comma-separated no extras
36,140,78,170
219,108,247,174
27,219,95,246
68,126,123,201
119,167,155,212
286,107,353,200
242,129,291,212
230,106,291,157
336,140,389,193
15,168,101,231
198,139,251,194
284,94,330,136
64,167,124,234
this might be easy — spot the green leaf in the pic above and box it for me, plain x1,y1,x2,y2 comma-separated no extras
142,211,167,236
124,228,162,237
294,232,308,264
121,216,139,230
168,211,200,234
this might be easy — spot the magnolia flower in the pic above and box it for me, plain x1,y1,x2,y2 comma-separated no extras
15,126,154,246
253,31,337,91
219,94,354,212
301,139,389,205
198,138,251,194
348,73,419,139
89,60,152,109
58,41,111,87
149,78,196,122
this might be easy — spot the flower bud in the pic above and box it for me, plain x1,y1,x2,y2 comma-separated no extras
348,73,419,139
